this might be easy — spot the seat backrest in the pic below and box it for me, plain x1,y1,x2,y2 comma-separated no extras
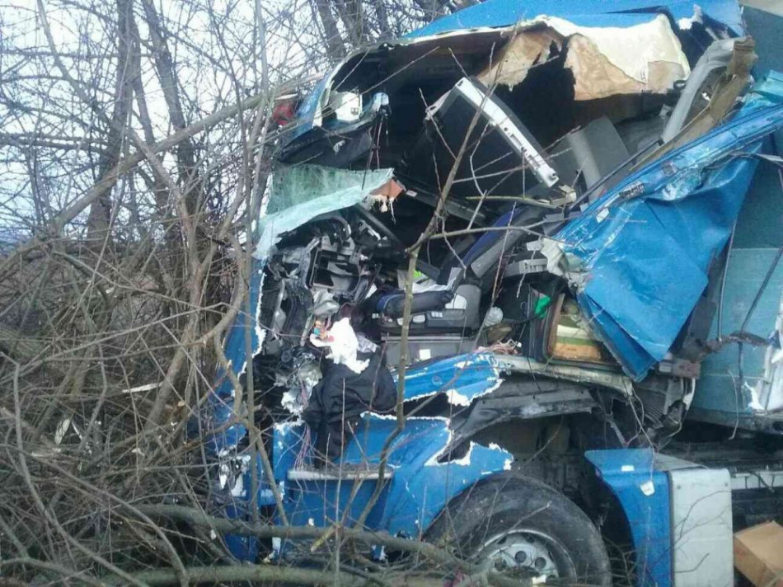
552,116,629,200
437,206,544,286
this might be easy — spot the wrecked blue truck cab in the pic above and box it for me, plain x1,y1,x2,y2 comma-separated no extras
203,0,783,585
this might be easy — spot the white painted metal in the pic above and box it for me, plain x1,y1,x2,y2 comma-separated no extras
669,468,733,587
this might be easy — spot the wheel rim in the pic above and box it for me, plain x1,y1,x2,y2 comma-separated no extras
477,529,576,583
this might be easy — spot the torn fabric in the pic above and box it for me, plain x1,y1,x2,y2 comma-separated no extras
310,318,369,374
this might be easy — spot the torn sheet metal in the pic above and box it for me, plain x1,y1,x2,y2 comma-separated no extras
405,0,743,39
763,292,783,412
196,257,264,455
448,381,597,446
274,416,512,542
585,449,672,587
478,14,689,100
636,38,756,168
397,352,503,405
203,165,393,455
552,84,783,380
660,39,737,143
691,246,783,429
286,0,741,150
495,354,634,396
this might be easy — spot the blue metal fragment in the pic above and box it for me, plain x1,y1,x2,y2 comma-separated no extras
396,352,502,404
691,248,783,428
214,355,510,561
555,84,783,380
277,416,512,543
585,449,672,587
753,70,783,103
405,0,742,39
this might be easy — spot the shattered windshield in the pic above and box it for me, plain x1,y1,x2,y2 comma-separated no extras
255,164,393,259
265,164,391,216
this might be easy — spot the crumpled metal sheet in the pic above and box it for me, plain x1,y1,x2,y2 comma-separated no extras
287,0,742,148
405,0,743,39
200,166,393,456
273,417,512,543
218,354,512,559
553,84,783,380
396,352,503,405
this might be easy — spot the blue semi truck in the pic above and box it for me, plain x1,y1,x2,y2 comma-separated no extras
201,2,783,585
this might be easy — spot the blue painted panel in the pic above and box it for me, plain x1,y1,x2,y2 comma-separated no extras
214,350,510,560
276,415,512,540
285,480,384,531
579,199,709,367
746,9,783,80
556,92,783,380
405,0,742,39
285,75,331,143
347,417,510,537
586,449,672,587
693,248,783,416
195,258,265,455
223,504,260,560
273,422,307,480
397,353,501,402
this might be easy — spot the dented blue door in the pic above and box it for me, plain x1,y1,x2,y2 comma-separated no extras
553,79,783,381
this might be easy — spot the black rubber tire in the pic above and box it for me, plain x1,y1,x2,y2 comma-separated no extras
425,473,611,586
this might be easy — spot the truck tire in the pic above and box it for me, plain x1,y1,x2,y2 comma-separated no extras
425,473,611,586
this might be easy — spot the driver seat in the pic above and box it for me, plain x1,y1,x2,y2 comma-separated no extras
369,206,543,335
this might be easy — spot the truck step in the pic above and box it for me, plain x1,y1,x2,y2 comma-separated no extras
288,464,394,481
